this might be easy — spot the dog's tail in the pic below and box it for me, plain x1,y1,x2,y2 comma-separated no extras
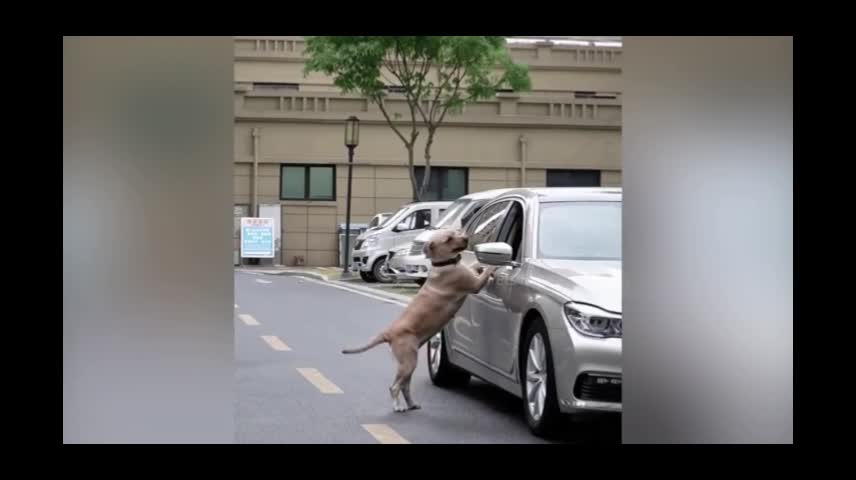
342,334,386,355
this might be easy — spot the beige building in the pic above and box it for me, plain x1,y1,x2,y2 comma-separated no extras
233,36,622,266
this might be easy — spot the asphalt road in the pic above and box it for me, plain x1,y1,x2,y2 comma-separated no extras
235,271,620,444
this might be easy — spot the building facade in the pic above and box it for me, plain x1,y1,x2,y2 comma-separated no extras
234,36,622,266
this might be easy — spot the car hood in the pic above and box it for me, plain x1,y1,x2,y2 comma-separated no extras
355,231,378,242
529,259,622,314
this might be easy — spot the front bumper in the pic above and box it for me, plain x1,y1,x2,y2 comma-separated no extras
351,248,386,273
549,319,622,415
389,253,430,280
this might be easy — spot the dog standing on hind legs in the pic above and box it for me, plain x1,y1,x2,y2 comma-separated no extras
341,228,496,412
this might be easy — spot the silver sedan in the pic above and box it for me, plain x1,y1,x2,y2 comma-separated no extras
427,187,622,437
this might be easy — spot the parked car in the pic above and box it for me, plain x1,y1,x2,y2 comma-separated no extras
385,189,515,285
350,201,451,283
426,187,622,437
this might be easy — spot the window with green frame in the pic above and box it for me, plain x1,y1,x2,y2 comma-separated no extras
280,165,336,200
414,167,468,201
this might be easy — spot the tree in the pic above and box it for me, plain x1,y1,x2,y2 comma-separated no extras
304,36,531,201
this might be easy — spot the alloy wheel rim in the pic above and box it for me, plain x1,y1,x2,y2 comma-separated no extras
429,333,442,374
526,333,548,421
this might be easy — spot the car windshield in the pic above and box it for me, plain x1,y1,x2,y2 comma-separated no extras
432,199,472,229
374,214,391,228
382,207,410,229
538,201,621,260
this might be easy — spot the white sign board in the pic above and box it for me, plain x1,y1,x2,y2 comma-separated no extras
240,217,275,258
259,204,282,265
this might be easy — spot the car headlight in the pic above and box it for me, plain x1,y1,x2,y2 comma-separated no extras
364,237,378,248
564,301,622,338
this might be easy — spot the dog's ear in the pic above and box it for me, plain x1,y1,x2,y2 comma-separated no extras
422,240,434,258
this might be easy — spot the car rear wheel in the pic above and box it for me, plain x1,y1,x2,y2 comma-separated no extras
427,331,470,387
521,317,563,437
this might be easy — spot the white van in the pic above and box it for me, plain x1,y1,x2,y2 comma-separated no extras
351,201,451,283
385,189,516,284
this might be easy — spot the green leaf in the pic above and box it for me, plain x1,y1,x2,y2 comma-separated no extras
304,36,532,196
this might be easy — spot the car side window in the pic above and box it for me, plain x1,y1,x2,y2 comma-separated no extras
415,209,431,229
496,202,524,261
466,201,512,251
398,209,431,231
460,202,485,230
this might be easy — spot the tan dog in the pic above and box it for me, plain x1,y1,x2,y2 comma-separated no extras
342,228,496,412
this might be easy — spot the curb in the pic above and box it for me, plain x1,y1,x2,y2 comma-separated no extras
236,268,415,305
328,280,415,305
236,268,330,282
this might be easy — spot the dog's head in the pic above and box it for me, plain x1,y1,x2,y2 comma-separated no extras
423,229,469,262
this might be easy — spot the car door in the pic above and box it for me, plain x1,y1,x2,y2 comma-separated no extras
449,200,512,364
478,200,527,376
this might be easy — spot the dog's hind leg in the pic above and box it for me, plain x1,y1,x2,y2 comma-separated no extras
389,371,407,412
401,376,420,411
390,338,419,412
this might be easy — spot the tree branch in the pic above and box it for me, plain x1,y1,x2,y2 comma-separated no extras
389,43,424,138
374,95,410,146
396,39,413,84
429,63,462,125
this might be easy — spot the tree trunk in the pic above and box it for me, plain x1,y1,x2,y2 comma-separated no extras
419,128,437,201
407,143,421,202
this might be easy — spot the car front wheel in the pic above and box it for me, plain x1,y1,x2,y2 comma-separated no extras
372,257,393,283
521,317,563,437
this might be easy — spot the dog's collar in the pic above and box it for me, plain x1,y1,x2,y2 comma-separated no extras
431,254,462,267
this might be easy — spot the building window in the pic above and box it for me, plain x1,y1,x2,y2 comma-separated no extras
280,165,336,201
255,82,299,92
546,169,602,187
574,91,618,99
414,167,468,201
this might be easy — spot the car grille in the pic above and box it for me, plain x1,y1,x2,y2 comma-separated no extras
574,373,622,403
409,241,424,256
353,240,363,250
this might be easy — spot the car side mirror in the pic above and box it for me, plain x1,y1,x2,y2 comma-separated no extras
475,242,517,267
394,222,409,232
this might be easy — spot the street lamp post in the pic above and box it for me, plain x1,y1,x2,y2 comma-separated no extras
343,116,360,275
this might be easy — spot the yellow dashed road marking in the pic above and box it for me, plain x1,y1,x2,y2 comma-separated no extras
261,335,291,351
239,314,259,326
362,424,410,444
296,368,343,394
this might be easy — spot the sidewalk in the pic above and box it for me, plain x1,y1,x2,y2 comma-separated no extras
236,265,345,282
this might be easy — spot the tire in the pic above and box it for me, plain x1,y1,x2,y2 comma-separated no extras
427,330,470,388
521,316,563,437
372,257,393,284
360,271,376,283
